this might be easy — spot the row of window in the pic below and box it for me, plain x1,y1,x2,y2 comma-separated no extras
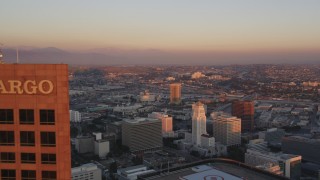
0,109,55,125
0,131,56,147
1,169,56,180
0,152,56,164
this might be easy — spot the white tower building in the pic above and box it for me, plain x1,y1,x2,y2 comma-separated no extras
70,110,82,122
192,102,207,146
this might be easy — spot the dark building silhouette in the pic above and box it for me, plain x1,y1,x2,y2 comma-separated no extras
282,136,320,164
232,100,254,131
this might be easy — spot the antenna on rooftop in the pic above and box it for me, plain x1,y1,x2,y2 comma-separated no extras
0,43,4,64
16,48,19,64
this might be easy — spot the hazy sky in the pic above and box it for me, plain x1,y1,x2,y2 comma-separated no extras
1,0,320,54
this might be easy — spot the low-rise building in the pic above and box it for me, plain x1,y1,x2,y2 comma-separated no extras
200,134,215,148
113,104,143,116
191,72,205,79
139,90,159,104
72,163,102,180
94,140,110,159
258,128,285,144
245,149,301,179
75,136,94,154
117,165,155,180
256,163,283,176
282,136,320,164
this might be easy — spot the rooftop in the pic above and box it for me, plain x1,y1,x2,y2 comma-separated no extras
124,117,160,124
284,136,320,145
138,158,288,180
72,163,98,174
118,165,147,175
246,149,301,161
181,166,242,180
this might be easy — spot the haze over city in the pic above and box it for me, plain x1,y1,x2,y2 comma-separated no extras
1,0,320,64
2,1,320,180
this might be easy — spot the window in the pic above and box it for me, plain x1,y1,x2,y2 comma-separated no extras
40,110,55,125
19,109,34,124
21,153,36,164
0,152,15,163
41,154,56,164
0,109,14,124
40,132,56,147
42,171,56,180
20,131,35,146
1,169,16,180
21,170,36,180
0,131,14,146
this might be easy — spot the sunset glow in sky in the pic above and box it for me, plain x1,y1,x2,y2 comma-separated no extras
1,1,320,56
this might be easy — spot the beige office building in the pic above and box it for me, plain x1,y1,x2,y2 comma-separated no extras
169,83,181,104
211,112,241,147
122,118,162,152
148,112,173,137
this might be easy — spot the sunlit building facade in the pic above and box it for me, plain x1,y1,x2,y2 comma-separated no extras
0,64,71,180
170,83,181,104
192,102,207,146
148,112,173,137
211,112,241,147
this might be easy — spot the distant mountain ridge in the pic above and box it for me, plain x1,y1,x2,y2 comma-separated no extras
2,47,123,65
1,47,319,65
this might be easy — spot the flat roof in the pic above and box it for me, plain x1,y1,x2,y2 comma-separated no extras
119,165,147,174
284,136,320,144
181,167,242,180
72,163,98,174
140,161,287,180
124,117,160,124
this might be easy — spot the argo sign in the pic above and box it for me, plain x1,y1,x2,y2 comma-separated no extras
0,80,54,95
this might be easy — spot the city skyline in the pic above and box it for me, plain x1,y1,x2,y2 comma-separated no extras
1,1,320,178
1,1,320,64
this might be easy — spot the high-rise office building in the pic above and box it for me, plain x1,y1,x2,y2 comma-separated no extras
211,112,241,147
232,100,254,131
122,118,162,152
148,112,173,137
70,110,82,123
169,83,181,104
0,64,71,180
192,102,207,146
